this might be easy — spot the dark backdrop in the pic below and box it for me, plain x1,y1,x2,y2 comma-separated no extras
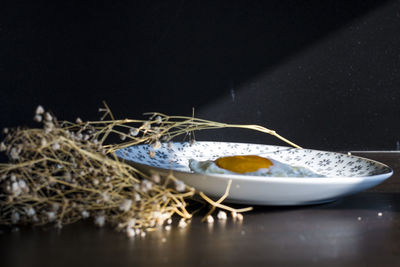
1,0,399,150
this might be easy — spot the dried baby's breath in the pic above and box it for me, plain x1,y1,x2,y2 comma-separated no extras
0,102,299,234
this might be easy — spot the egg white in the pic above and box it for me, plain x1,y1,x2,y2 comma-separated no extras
188,157,323,177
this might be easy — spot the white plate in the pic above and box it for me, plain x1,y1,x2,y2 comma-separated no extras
116,141,393,205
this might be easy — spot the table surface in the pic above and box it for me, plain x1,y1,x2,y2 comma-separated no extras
1,152,399,267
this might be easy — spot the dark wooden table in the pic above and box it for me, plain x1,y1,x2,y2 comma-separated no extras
1,152,399,267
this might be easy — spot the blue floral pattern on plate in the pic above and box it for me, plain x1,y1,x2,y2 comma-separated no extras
116,141,391,177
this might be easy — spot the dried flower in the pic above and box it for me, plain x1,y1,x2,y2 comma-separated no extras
151,173,160,183
11,181,21,196
127,218,136,228
10,147,20,160
0,142,6,152
149,150,155,158
142,180,153,192
142,121,151,130
11,211,20,224
217,211,227,220
36,105,44,115
52,203,60,211
134,193,141,201
119,199,132,212
126,227,135,237
25,207,36,217
178,218,187,228
33,114,42,122
101,193,110,202
52,141,60,151
152,140,161,150
231,211,237,219
81,210,90,219
40,138,47,147
95,215,105,227
129,128,139,137
47,211,56,222
175,180,185,192
45,112,53,121
0,103,258,235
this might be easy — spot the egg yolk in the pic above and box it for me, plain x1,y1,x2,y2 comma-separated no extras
215,155,273,174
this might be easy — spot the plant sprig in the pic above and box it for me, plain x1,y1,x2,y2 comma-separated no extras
0,102,299,236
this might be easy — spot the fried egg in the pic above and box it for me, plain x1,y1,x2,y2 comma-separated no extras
189,155,323,177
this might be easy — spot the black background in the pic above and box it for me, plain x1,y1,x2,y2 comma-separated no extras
1,0,399,150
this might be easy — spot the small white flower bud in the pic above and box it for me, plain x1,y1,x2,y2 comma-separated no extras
41,138,47,147
33,114,42,122
178,218,187,228
47,211,56,222
148,150,155,158
52,141,60,151
119,199,133,212
152,140,161,149
35,105,44,115
52,203,60,211
11,211,20,224
10,147,20,160
217,211,227,220
126,227,135,237
26,207,36,217
81,210,90,219
44,112,53,121
94,215,105,227
231,211,237,219
18,179,27,189
101,193,110,202
11,181,21,196
127,218,136,228
175,180,185,192
206,215,214,224
142,180,153,191
151,173,160,183
129,128,139,137
0,142,6,152
134,193,141,201
155,115,162,124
